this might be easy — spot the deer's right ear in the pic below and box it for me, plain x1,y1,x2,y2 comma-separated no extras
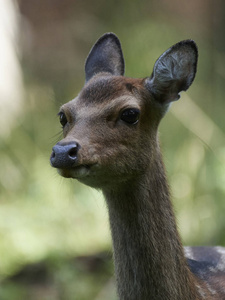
145,40,198,104
85,33,125,83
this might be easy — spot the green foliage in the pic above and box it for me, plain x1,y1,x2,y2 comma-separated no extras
1,0,225,298
0,254,116,300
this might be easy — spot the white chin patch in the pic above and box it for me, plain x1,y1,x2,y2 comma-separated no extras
58,166,90,179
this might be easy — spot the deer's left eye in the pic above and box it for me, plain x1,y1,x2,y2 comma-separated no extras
58,112,68,127
120,108,140,125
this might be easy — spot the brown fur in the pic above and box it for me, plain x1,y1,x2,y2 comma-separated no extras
50,33,225,299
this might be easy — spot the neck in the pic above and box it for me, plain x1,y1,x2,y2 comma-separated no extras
103,151,200,300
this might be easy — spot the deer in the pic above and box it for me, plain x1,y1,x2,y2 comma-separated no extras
50,33,225,299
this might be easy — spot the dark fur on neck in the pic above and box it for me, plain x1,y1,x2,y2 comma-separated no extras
104,151,204,300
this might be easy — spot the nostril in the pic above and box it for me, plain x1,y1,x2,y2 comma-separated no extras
51,150,56,159
68,146,78,159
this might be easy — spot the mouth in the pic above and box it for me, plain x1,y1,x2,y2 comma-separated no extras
57,164,93,179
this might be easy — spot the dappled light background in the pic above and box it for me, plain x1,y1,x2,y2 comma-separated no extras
1,0,225,299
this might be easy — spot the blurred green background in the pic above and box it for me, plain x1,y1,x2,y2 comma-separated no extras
0,0,225,299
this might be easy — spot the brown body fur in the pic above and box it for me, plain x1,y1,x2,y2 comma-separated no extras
50,33,225,299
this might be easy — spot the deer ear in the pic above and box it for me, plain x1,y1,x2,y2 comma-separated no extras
145,40,198,104
85,33,125,82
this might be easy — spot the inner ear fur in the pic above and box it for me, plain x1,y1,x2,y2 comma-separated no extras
145,40,198,104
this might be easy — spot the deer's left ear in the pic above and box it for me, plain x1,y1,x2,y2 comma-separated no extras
145,40,198,104
85,33,125,83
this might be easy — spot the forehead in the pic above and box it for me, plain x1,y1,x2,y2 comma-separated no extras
78,75,143,105
61,75,146,118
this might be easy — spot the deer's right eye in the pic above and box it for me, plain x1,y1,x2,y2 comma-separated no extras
120,108,140,125
58,112,67,127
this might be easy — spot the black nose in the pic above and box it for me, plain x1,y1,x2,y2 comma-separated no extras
50,142,79,168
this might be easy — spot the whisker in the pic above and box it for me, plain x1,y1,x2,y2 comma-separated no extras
50,131,63,145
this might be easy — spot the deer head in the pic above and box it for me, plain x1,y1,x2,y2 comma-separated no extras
50,33,197,190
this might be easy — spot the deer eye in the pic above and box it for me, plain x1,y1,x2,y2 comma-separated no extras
58,112,67,127
120,108,140,125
